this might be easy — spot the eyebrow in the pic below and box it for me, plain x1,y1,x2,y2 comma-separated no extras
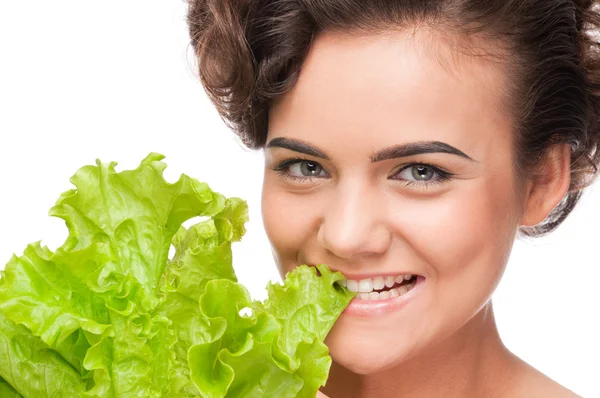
266,137,476,162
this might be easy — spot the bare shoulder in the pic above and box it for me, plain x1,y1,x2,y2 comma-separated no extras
531,377,582,398
508,357,581,398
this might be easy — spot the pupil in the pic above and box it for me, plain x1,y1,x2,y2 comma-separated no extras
412,166,433,181
301,161,319,176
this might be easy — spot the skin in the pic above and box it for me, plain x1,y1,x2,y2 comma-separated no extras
261,29,577,398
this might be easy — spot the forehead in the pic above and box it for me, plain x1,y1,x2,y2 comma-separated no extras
268,29,512,158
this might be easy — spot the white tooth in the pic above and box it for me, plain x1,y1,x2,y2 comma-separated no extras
373,276,385,290
389,288,399,298
346,280,359,292
385,276,395,288
358,293,370,300
404,274,413,280
369,292,380,300
396,285,409,296
379,291,391,300
395,275,404,284
338,280,347,287
358,278,374,293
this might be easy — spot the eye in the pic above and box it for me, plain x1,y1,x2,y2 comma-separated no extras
273,159,452,187
273,158,329,182
289,160,325,177
391,164,452,187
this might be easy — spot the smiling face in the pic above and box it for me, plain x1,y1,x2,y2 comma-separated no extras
261,30,526,374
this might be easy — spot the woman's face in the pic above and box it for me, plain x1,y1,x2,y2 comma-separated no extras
262,30,524,374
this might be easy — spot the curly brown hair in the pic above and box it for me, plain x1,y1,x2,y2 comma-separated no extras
187,0,600,238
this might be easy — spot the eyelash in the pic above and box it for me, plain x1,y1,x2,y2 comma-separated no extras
272,157,454,188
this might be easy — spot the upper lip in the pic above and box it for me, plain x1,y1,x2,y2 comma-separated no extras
310,265,422,280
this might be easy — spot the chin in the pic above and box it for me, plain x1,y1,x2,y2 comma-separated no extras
331,354,398,375
324,325,420,375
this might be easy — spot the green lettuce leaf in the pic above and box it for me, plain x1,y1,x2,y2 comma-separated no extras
0,310,87,397
186,264,353,398
0,153,355,397
0,377,22,398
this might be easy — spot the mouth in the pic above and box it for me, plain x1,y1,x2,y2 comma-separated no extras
336,273,427,317
339,274,419,301
307,265,426,315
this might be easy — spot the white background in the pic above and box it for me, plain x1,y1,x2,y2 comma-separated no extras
0,1,598,396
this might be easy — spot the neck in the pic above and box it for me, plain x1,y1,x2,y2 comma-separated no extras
322,300,519,398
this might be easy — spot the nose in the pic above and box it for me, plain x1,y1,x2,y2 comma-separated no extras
317,181,391,259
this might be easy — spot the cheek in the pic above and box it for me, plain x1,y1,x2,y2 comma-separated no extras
392,177,519,301
261,179,322,275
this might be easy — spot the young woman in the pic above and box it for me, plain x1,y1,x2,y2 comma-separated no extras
187,1,600,396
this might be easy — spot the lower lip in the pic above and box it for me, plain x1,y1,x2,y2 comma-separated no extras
342,276,426,317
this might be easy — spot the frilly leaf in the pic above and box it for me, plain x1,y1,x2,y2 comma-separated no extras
0,153,353,397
